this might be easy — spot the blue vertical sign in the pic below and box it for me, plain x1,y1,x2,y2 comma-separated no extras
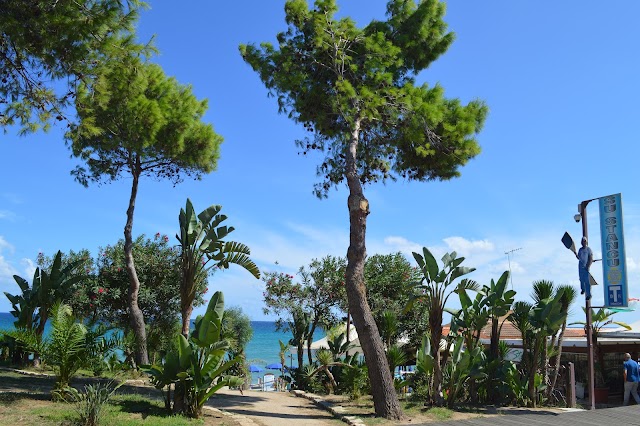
599,193,628,307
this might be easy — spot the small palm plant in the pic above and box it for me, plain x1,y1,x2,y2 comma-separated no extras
307,349,350,394
7,303,89,394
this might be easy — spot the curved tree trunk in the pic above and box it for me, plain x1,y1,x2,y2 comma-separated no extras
124,160,149,366
344,119,403,420
548,322,567,399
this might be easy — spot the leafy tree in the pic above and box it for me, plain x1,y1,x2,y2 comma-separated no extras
222,306,253,385
241,0,487,418
298,256,346,363
407,247,476,406
509,283,568,407
0,0,142,133
38,235,202,365
289,308,311,372
308,348,351,394
263,256,346,365
364,253,424,348
67,53,223,365
177,199,260,337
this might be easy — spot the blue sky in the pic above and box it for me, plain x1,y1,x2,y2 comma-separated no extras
2,1,640,326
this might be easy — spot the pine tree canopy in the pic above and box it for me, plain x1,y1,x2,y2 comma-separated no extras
0,0,143,134
67,53,222,186
240,0,488,197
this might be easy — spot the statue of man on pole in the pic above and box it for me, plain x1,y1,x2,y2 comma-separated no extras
578,236,594,300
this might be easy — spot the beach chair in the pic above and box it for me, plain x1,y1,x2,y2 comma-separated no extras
262,373,275,391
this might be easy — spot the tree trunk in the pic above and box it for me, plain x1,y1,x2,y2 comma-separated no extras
430,312,444,406
548,321,567,399
181,303,194,337
124,161,149,366
307,321,318,366
344,119,403,420
528,338,541,407
297,342,304,372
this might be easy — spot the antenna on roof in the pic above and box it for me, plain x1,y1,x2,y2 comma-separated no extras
505,247,522,290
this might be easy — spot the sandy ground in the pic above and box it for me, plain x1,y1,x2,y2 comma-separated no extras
207,389,340,426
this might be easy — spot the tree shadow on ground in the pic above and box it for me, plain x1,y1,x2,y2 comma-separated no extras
0,391,50,405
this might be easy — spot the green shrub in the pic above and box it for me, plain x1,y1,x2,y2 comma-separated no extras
56,380,122,426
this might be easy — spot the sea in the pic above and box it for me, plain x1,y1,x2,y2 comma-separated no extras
0,313,316,371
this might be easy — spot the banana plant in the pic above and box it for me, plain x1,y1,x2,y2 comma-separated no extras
144,291,243,419
443,335,485,408
5,251,85,337
177,199,260,337
407,247,477,406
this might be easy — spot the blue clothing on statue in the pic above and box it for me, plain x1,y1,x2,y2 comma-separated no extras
578,246,593,299
624,359,640,382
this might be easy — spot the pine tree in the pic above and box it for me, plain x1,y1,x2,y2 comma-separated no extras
67,52,223,365
241,0,487,417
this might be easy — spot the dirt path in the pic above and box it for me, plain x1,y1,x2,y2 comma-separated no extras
207,389,340,426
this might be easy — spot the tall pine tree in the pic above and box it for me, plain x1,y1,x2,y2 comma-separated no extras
241,0,487,417
67,52,222,365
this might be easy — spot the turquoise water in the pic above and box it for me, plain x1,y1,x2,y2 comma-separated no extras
0,313,318,370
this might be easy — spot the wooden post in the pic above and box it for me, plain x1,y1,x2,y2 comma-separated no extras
568,362,576,408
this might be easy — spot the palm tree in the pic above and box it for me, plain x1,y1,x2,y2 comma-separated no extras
378,310,399,350
548,284,577,397
7,303,104,394
288,309,310,372
572,308,631,388
309,349,352,394
177,199,260,336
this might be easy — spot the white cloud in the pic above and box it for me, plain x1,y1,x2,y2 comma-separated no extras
380,236,422,255
0,236,14,253
443,236,495,254
21,258,36,280
0,255,17,280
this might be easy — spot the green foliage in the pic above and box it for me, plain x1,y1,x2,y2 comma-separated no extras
442,335,484,408
240,0,487,197
7,251,86,339
0,0,142,133
6,303,113,393
415,335,435,377
364,253,425,348
144,291,243,419
222,306,253,385
408,247,476,405
386,344,408,376
56,380,123,426
68,56,222,187
263,255,344,365
242,1,487,417
37,236,196,364
177,199,259,336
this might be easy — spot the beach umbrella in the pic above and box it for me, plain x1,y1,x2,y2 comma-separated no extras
248,364,264,373
265,362,283,370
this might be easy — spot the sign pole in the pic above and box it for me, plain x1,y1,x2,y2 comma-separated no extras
580,200,596,410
